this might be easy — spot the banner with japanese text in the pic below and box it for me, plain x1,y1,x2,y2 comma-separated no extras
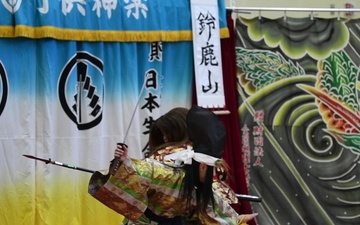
235,17,360,225
0,0,229,42
191,0,226,108
0,39,193,225
0,1,230,224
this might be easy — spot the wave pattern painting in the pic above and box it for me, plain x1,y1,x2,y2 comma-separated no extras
235,17,360,225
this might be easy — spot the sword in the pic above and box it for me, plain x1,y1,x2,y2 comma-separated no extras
24,154,263,202
23,154,94,174
109,79,146,175
236,194,262,202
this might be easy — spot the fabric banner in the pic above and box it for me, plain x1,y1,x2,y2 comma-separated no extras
0,39,193,225
0,1,231,225
191,0,226,108
235,17,360,225
0,0,229,42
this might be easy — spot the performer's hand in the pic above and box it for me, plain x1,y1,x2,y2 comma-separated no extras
239,213,258,224
115,143,128,162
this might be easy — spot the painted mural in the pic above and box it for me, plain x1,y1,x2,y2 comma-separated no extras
235,17,360,225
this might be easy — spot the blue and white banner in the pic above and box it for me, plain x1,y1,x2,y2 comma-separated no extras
0,0,229,42
0,39,193,225
0,1,231,224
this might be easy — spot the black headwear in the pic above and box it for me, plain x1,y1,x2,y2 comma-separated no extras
186,105,226,158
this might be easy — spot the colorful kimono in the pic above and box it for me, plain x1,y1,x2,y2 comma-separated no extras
88,156,242,225
150,144,238,206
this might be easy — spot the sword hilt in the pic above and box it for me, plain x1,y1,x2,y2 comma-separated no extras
110,143,128,175
236,194,262,202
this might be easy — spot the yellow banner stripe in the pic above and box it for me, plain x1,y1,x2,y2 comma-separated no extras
0,25,229,42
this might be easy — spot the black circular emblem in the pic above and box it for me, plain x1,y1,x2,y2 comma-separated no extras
0,61,8,116
58,52,104,130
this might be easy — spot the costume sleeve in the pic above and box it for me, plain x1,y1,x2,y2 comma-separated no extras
88,157,153,221
191,192,241,225
212,179,238,205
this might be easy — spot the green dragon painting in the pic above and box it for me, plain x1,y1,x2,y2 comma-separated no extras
235,17,360,225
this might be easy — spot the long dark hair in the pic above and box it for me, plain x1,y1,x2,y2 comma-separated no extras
181,161,215,212
181,106,227,212
148,107,189,154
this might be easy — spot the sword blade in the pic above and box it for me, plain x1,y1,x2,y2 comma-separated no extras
236,194,262,202
23,154,51,164
23,154,94,173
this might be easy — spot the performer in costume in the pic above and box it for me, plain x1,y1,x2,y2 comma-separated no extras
147,107,190,157
88,106,257,225
148,107,239,205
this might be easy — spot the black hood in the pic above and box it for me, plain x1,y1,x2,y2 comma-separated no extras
186,105,226,158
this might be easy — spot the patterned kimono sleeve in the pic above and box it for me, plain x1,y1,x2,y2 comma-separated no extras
88,157,153,222
193,192,241,225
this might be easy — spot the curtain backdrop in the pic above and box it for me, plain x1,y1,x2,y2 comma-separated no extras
0,1,229,225
220,12,256,225
235,16,360,225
